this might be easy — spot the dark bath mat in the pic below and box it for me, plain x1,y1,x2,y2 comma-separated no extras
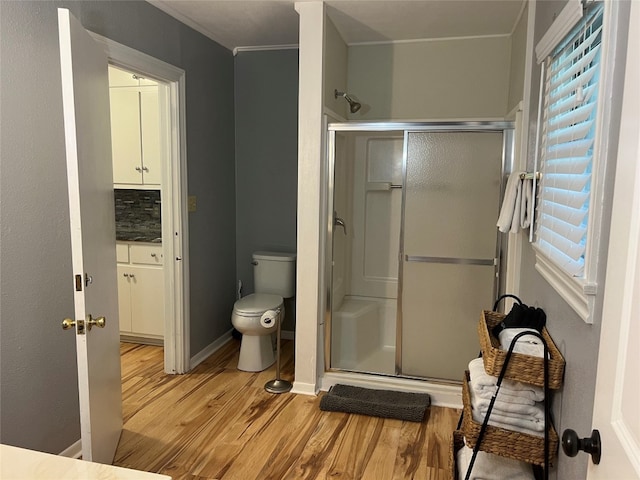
319,384,430,422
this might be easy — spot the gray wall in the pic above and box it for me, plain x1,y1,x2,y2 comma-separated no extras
0,0,235,453
519,2,629,478
234,49,298,330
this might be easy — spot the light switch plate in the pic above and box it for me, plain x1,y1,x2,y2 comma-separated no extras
188,195,197,212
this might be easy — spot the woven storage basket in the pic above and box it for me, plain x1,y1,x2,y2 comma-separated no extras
479,310,565,389
449,430,466,480
461,370,557,466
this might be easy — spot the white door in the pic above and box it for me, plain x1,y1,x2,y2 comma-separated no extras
58,8,123,464
588,4,640,478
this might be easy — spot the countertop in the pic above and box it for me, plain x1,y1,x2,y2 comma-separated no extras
0,444,171,480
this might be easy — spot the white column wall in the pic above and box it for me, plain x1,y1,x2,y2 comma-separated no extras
292,1,325,395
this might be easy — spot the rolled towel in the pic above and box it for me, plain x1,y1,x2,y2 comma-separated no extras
498,328,545,358
469,358,544,402
456,441,535,479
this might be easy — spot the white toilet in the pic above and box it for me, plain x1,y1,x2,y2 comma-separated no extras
232,251,296,372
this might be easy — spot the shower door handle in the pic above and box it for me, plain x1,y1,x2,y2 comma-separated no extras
334,213,347,236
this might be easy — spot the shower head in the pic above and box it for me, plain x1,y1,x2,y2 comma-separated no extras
334,89,362,114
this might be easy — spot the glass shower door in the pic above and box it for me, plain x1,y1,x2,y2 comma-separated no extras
400,131,503,381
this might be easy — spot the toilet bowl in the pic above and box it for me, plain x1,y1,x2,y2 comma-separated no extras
232,293,283,372
231,251,296,372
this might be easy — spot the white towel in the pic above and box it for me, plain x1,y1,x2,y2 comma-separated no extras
509,178,523,233
456,441,535,479
469,358,544,402
473,394,545,421
499,328,545,358
520,178,533,229
469,382,545,436
497,173,525,233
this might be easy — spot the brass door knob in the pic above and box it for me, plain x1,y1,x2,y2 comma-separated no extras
62,318,75,330
62,318,85,334
87,315,106,330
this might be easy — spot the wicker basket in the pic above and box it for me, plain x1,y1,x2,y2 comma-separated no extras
479,310,565,389
449,430,466,480
461,371,558,466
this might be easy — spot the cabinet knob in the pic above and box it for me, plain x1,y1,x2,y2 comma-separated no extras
142,166,149,172
135,166,142,172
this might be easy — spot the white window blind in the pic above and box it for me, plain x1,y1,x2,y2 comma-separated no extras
535,5,604,278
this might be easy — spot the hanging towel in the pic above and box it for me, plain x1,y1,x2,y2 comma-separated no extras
468,358,544,403
497,172,525,233
509,178,523,233
456,440,535,479
520,177,534,229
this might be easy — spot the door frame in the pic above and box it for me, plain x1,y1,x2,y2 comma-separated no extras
90,33,191,374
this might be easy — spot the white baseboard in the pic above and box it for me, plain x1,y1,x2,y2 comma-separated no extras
319,371,462,409
291,380,318,396
59,439,82,459
190,329,233,369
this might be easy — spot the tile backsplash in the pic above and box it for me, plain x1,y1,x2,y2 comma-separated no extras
114,189,162,242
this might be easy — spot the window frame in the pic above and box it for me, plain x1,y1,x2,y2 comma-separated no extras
532,0,622,323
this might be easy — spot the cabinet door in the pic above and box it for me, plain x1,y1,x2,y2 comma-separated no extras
130,266,164,337
139,88,162,185
117,265,132,333
109,89,142,184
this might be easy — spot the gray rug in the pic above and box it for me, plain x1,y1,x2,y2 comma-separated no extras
319,384,430,422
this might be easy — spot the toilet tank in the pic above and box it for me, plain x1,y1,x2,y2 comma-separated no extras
253,251,296,298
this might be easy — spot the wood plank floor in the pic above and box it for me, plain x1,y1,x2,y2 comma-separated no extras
115,340,461,480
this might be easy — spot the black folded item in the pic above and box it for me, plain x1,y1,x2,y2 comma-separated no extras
319,384,430,422
492,302,546,337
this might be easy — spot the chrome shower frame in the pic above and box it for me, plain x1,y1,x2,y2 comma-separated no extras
324,121,514,383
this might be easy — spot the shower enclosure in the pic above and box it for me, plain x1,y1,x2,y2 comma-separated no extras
325,122,513,383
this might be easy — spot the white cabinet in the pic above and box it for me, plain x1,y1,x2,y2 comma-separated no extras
108,66,161,186
116,243,164,340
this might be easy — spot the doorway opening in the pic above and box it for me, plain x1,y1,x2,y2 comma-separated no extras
91,33,191,374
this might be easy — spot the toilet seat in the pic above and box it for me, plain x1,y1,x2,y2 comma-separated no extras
233,293,283,316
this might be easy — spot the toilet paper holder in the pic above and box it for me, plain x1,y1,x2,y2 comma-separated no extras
264,308,292,394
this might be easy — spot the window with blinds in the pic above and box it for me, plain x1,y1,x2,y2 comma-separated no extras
535,5,604,278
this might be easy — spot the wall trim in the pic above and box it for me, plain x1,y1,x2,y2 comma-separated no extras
190,330,233,369
320,372,462,409
59,439,82,459
291,381,319,396
348,33,511,48
233,44,299,56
